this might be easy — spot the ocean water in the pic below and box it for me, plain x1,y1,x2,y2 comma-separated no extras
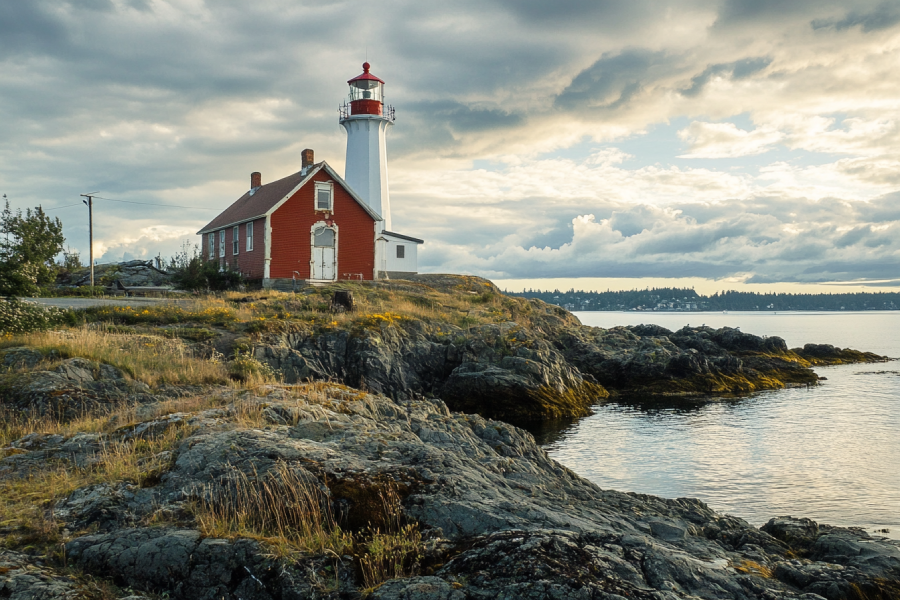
535,311,900,538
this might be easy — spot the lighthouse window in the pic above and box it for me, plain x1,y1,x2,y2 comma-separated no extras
350,80,382,103
314,182,333,211
396,245,405,259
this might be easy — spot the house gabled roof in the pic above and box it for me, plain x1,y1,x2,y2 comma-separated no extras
197,162,382,235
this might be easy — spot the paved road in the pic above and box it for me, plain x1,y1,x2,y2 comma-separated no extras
27,297,189,310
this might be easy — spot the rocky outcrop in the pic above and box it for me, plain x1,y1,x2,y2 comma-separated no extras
0,549,97,599
254,318,607,422
252,304,885,421
3,385,897,599
56,259,171,288
0,352,157,419
794,343,887,365
557,325,827,395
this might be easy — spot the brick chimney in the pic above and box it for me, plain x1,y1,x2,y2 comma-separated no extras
301,149,315,173
250,172,261,189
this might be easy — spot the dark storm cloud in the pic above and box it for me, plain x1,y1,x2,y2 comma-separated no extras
812,2,900,32
680,57,772,97
554,50,671,110
713,0,871,27
522,223,575,251
0,2,68,55
493,0,663,28
404,101,523,133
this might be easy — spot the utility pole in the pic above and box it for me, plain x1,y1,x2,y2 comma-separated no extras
80,193,97,290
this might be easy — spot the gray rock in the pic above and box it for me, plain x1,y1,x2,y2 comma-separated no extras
0,549,84,599
56,260,171,288
0,357,156,421
49,388,900,599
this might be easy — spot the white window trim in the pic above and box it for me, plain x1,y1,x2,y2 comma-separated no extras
208,233,215,259
314,181,334,212
232,226,239,255
219,230,225,258
246,222,253,251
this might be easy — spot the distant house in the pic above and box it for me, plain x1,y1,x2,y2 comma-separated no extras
197,62,423,288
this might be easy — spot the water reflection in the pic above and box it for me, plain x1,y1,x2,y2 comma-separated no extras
537,314,900,539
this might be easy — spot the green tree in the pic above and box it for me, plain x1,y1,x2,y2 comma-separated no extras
0,198,66,296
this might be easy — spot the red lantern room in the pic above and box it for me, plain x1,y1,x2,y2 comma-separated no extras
347,62,385,116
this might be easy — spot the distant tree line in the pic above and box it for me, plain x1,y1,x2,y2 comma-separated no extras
505,286,900,311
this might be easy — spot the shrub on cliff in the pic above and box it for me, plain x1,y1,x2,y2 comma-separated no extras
0,298,73,333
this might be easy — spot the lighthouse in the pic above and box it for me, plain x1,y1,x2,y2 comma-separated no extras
340,62,395,232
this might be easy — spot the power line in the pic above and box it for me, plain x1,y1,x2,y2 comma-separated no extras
92,195,205,210
44,202,83,211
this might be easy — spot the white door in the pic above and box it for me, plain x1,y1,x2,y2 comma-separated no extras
312,228,336,280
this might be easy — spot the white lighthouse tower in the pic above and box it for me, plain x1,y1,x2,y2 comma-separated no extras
339,62,422,278
340,62,395,232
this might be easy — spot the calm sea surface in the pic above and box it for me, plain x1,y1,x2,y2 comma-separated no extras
535,311,900,539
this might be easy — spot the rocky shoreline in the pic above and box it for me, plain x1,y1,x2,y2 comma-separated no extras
250,276,887,422
1,276,897,599
1,374,898,599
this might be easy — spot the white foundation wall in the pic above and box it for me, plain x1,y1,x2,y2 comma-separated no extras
342,116,392,232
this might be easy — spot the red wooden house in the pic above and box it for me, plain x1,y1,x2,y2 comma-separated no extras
197,149,383,287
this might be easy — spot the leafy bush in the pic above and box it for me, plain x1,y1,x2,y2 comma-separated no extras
0,298,74,333
37,285,106,298
167,243,244,292
0,200,66,296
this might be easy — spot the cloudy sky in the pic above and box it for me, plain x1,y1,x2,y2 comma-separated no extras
2,0,899,293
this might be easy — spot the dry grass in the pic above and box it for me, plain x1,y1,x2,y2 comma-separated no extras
193,461,352,558
354,484,423,592
0,405,106,449
733,559,774,578
237,280,542,338
0,422,193,550
192,460,424,592
0,327,228,387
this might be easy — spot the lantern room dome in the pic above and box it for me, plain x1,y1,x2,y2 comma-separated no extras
348,62,385,85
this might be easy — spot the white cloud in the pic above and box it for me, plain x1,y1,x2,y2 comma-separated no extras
677,121,783,158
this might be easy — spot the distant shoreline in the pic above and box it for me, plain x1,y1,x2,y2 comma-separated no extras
507,287,900,312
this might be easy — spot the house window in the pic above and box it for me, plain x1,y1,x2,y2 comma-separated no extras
246,222,253,251
208,233,215,259
232,226,239,255
315,182,333,211
396,245,405,259
313,227,335,247
219,230,225,258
